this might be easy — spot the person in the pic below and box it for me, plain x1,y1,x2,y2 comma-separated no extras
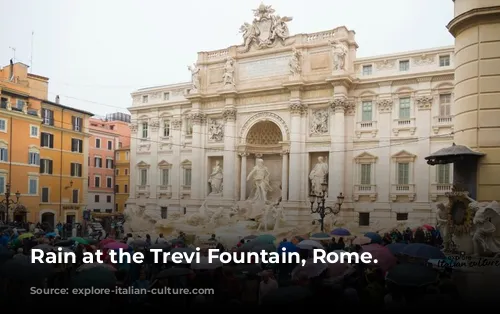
145,234,151,247
155,233,168,244
259,270,278,304
338,237,346,250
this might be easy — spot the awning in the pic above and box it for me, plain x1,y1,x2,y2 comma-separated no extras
425,143,485,165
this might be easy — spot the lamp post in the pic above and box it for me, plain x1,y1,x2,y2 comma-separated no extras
309,182,344,232
0,183,21,224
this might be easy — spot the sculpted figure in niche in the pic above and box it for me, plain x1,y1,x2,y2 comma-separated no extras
289,48,302,75
329,40,348,71
310,110,328,135
208,160,223,195
187,64,201,90
208,120,224,141
247,158,272,204
223,57,236,86
309,156,329,196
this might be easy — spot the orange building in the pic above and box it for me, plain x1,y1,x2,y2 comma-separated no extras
114,146,130,213
0,60,93,227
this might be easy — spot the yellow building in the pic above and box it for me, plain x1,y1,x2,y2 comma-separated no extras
0,61,93,227
114,146,130,213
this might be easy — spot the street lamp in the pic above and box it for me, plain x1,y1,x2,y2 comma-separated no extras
309,182,344,232
0,183,21,224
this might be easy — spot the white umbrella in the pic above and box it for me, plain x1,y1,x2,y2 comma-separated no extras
296,240,324,250
291,259,328,279
191,256,223,270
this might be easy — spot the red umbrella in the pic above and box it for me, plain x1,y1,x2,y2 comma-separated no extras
104,242,129,250
422,224,434,231
360,244,397,272
99,238,116,248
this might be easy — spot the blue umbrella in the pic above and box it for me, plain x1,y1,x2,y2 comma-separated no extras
330,228,351,236
310,233,331,240
277,241,297,253
402,243,446,260
386,243,408,255
44,232,57,238
364,232,382,244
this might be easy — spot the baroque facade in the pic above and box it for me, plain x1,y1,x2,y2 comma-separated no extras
127,4,456,227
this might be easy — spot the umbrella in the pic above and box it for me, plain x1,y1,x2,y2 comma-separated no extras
44,232,57,238
32,244,54,252
167,247,196,263
251,243,276,253
422,224,434,231
156,267,193,279
104,242,129,250
402,243,446,260
18,233,34,240
232,264,262,274
71,237,89,245
296,239,323,250
242,235,257,240
0,257,55,281
386,243,408,255
352,236,372,246
291,235,305,244
239,239,269,252
327,262,353,278
77,263,117,272
131,239,147,247
291,259,328,279
54,240,73,247
261,286,312,305
191,256,223,270
309,232,331,241
0,246,13,259
83,238,98,245
255,234,276,244
277,241,298,253
99,238,116,247
170,238,185,245
360,243,397,272
330,228,351,236
364,232,382,244
149,243,171,250
386,263,438,287
71,267,116,288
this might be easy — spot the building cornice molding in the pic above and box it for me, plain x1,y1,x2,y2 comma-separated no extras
447,6,500,37
353,72,454,90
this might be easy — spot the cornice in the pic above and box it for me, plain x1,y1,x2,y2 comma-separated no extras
447,6,500,37
353,71,454,90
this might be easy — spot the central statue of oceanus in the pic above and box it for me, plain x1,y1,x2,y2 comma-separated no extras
246,158,272,204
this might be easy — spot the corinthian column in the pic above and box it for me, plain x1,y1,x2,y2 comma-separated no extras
328,97,346,200
239,152,249,200
170,118,182,201
288,100,306,201
190,111,205,200
281,150,289,201
222,107,237,199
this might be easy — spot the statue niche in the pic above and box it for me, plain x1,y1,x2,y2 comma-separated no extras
246,121,283,147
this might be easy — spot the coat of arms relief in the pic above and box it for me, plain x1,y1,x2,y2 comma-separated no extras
239,3,294,52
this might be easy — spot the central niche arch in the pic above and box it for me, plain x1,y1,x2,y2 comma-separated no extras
247,121,283,145
240,112,289,144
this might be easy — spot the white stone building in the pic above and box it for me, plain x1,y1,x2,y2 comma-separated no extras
126,4,454,228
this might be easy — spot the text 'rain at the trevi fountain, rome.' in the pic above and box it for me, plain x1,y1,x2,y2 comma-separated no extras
122,3,479,245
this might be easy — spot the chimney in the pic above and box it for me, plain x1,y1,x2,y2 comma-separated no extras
9,59,14,82
55,95,60,104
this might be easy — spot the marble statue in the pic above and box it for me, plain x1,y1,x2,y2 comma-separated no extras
310,109,329,135
289,48,302,75
208,161,223,195
329,40,348,71
271,15,293,42
187,64,201,91
470,199,500,256
208,120,224,141
239,22,259,52
309,156,329,196
222,57,236,86
246,158,272,204
436,202,451,251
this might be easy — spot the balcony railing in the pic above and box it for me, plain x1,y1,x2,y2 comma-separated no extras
157,185,172,198
353,184,377,201
432,116,453,134
390,184,416,201
430,183,452,201
355,121,378,138
392,118,416,136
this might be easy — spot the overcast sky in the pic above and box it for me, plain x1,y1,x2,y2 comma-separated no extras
0,0,454,116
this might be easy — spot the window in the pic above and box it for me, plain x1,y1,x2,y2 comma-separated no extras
107,195,111,203
105,209,112,213
115,185,119,193
0,176,4,194
107,140,112,150
359,213,370,226
16,99,26,110
94,176,101,187
118,142,122,148
125,152,129,160
115,152,120,160
71,138,83,153
163,92,170,101
41,109,54,126
360,164,371,185
95,195,99,202
106,159,113,169
115,204,118,212
161,207,168,219
28,152,40,165
70,163,82,177
186,119,193,136
0,97,8,109
124,185,128,193
106,177,112,188
40,159,53,174
439,55,450,67
72,189,78,203
161,169,169,186
398,97,411,119
41,187,49,203
95,138,101,148
41,132,54,148
115,169,119,176
30,125,39,137
125,169,129,175
396,213,408,221
72,116,82,132
142,122,148,138
94,157,102,168
439,94,451,117
437,164,451,184
362,65,372,75
399,60,410,71
0,119,6,132
28,178,38,195
163,120,170,137
142,95,148,103
397,162,410,185
0,147,8,162
361,101,372,121
184,168,192,186
140,169,147,186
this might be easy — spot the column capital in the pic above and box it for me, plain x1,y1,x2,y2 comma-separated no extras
415,95,433,110
238,152,250,157
289,100,307,116
171,119,182,129
254,153,263,158
190,112,206,125
280,149,290,156
223,108,237,122
377,99,393,113
329,97,350,114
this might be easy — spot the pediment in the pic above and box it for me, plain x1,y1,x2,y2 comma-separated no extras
391,150,416,161
354,151,377,163
136,161,150,168
158,160,172,168
181,159,192,169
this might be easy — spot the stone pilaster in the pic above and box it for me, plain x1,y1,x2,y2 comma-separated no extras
190,111,206,200
239,152,249,200
170,117,182,201
222,106,237,199
148,115,160,202
328,97,347,200
288,100,306,201
376,99,393,203
280,150,289,201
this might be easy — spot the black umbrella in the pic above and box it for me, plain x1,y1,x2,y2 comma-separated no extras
170,238,185,246
386,263,438,287
232,264,262,274
54,240,74,247
156,267,193,279
0,256,55,281
242,235,257,240
261,286,312,305
149,243,171,250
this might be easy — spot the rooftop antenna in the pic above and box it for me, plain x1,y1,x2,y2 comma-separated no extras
9,47,16,61
30,31,34,72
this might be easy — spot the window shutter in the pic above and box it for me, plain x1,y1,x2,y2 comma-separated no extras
40,159,45,173
78,164,82,177
41,109,45,120
49,134,54,148
72,116,76,128
36,154,40,165
70,163,75,176
71,139,75,152
40,134,45,147
49,160,53,174
79,140,83,153
28,152,31,164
